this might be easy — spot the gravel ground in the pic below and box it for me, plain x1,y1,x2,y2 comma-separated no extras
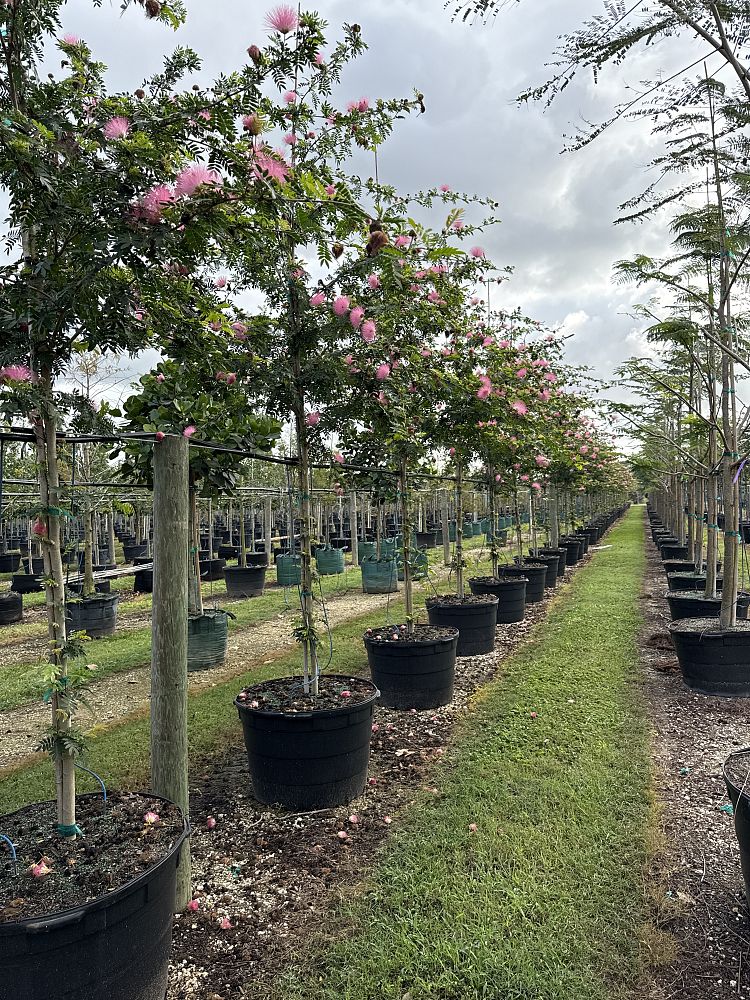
640,523,750,1000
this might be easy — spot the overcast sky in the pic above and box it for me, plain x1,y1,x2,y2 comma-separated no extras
51,0,716,405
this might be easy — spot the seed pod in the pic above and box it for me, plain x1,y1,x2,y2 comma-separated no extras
332,243,344,258
247,45,262,65
145,0,161,18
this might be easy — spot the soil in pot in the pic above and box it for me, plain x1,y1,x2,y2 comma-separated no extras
0,791,187,1000
65,592,119,639
363,624,458,709
669,617,750,696
666,591,750,622
469,576,527,624
235,674,378,811
224,565,266,598
425,593,499,657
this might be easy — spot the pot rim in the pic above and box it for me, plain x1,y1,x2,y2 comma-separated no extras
235,673,380,720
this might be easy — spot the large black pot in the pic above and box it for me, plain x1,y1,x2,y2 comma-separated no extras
22,556,45,575
669,618,750,696
0,792,188,1000
235,675,378,810
133,567,153,594
667,572,722,592
0,553,21,574
724,750,750,905
425,595,499,656
245,551,269,567
11,573,43,594
224,565,266,598
217,544,240,561
188,609,231,670
67,579,112,596
415,530,437,549
0,591,22,625
199,557,226,582
364,626,458,708
559,538,581,565
667,591,750,622
529,553,560,588
573,533,590,555
65,593,119,639
506,562,548,602
469,576,527,624
661,544,688,560
122,543,148,563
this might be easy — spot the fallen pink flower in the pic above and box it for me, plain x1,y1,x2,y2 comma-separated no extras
144,811,160,825
206,816,217,830
187,899,200,912
468,823,478,833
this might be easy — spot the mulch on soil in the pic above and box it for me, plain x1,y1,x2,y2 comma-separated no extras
639,523,750,1000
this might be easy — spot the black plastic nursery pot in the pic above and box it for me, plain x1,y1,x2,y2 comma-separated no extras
507,562,548,602
531,553,560,588
67,579,112,596
415,530,437,549
0,792,188,1000
0,553,20,574
573,533,590,555
0,591,22,625
468,576,527,624
661,543,689,561
667,591,750,622
224,565,266,598
245,551,269,567
559,538,581,565
122,543,148,563
23,556,45,575
662,559,699,575
235,675,379,810
669,618,750,696
363,625,458,709
199,557,226,582
10,573,43,594
133,567,153,594
425,594,499,657
187,608,231,671
667,572,723,593
65,593,119,639
217,544,240,561
724,749,750,905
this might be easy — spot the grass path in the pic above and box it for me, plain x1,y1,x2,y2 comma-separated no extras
265,505,651,1000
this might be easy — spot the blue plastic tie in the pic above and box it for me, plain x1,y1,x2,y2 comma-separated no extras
0,834,18,874
75,763,107,802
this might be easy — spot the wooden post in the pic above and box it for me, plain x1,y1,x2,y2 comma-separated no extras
151,434,191,909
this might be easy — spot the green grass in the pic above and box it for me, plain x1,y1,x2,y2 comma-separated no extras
264,506,651,1000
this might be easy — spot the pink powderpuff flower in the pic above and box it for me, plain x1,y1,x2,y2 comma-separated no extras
187,899,200,912
333,296,350,317
225,373,237,385
198,110,211,121
476,374,492,400
498,339,510,349
394,234,410,248
535,454,551,467
349,306,364,328
343,354,354,366
0,364,32,382
482,336,493,347
346,100,357,112
314,52,325,65
183,426,197,438
449,447,456,457
340,690,352,698
532,482,542,490
520,474,530,483
62,33,81,45
544,371,557,382
137,184,175,223
144,811,160,825
231,321,247,338
242,114,260,132
214,276,227,289
253,146,289,184
206,816,217,830
538,389,551,402
31,859,51,878
427,290,441,304
283,132,297,145
516,368,527,378
419,348,432,357
495,474,502,482
309,291,326,306
358,98,370,112
452,219,465,230
349,814,359,824
175,164,221,198
367,274,380,289
333,452,344,464
219,917,233,930
337,830,348,840
440,184,451,192
376,363,391,380
470,246,485,258
305,411,321,426
155,431,165,442
103,116,130,140
156,373,165,383
283,90,298,103
511,400,528,416
361,320,377,343
324,184,336,196
377,391,387,405
579,445,589,454
265,4,298,33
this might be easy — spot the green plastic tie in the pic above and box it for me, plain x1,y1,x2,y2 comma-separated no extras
57,823,84,837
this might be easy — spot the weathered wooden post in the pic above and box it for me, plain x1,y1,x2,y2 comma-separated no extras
150,434,191,909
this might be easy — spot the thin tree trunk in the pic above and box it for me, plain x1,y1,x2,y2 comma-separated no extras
455,460,464,598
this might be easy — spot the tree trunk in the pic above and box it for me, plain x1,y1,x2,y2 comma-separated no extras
188,485,203,616
399,454,415,634
442,489,451,568
455,460,464,598
294,402,317,694
549,482,560,548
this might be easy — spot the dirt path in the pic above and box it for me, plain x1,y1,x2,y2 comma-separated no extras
639,520,750,1000
0,585,419,770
